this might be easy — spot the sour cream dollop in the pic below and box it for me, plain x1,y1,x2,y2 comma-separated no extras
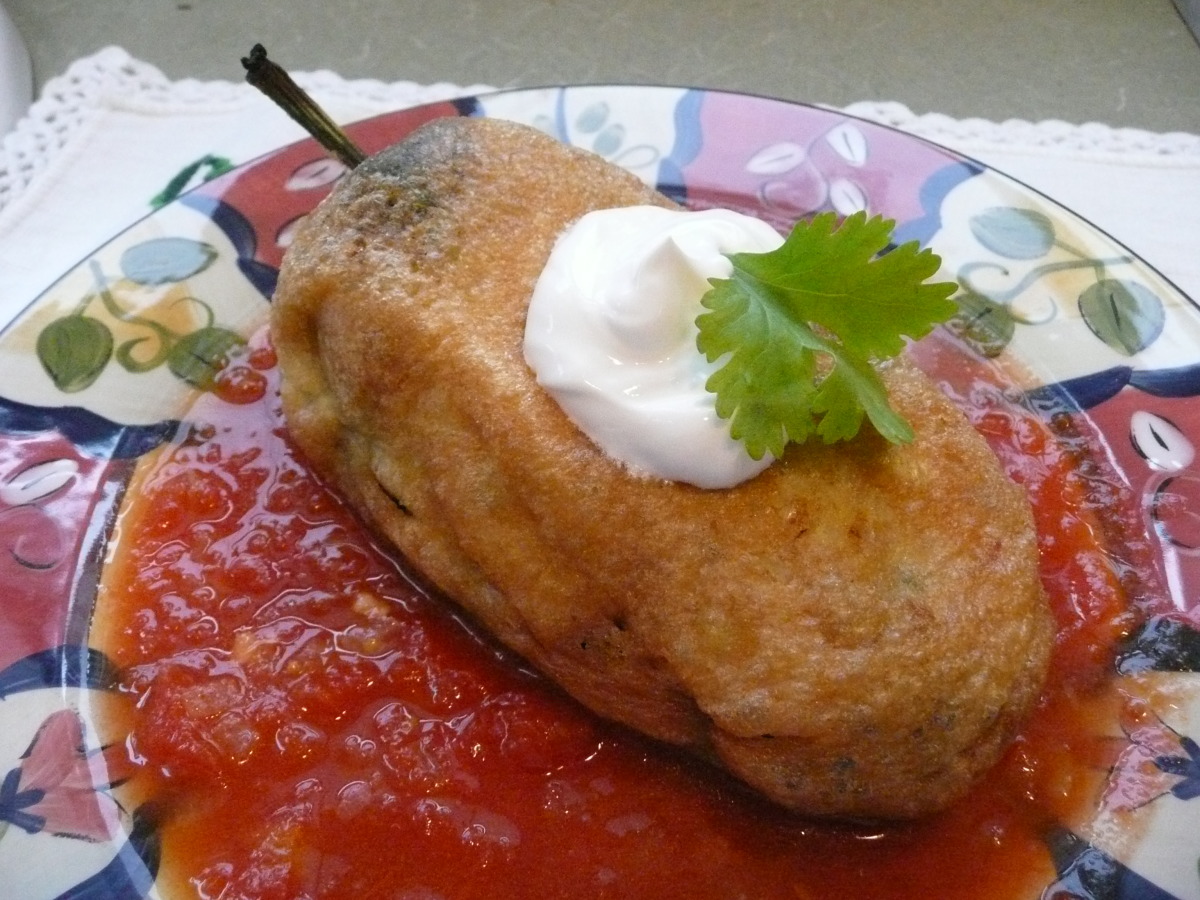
523,205,784,489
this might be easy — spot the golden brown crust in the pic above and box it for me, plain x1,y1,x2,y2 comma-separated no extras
271,116,1052,819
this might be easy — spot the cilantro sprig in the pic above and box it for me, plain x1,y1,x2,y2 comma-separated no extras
696,211,957,459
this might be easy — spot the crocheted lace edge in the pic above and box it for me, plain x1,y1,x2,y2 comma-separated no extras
0,46,492,207
2,46,1196,208
840,100,1200,160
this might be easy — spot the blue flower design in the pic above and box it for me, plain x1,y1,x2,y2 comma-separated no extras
1154,734,1200,801
0,764,51,834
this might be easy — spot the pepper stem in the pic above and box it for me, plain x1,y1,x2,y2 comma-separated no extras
241,44,366,169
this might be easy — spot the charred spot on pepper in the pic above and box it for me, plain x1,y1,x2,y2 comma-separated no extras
378,482,413,517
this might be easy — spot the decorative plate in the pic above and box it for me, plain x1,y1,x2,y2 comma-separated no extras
1,85,1199,899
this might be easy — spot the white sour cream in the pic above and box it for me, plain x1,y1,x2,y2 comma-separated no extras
523,205,784,489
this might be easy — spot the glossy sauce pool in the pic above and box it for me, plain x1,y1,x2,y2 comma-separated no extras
93,328,1149,900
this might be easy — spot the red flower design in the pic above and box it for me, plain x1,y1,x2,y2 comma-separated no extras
1104,697,1200,811
0,708,122,842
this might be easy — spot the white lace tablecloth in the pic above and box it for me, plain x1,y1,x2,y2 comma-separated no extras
1,46,1197,330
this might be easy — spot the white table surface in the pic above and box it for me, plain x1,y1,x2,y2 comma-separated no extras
5,0,1199,135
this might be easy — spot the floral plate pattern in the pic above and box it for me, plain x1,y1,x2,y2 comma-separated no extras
1,85,1199,898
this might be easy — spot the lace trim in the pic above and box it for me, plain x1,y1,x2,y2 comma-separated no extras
0,46,491,209
3,47,1197,212
842,100,1200,161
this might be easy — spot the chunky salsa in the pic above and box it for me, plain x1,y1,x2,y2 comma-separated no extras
93,326,1146,900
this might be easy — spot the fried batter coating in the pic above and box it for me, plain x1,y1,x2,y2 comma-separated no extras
271,116,1052,819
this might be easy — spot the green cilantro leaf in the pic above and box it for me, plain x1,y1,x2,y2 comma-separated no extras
696,211,957,459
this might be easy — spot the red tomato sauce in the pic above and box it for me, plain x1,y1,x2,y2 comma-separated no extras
94,328,1147,900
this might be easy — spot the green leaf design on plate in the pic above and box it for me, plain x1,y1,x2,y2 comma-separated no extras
150,154,235,209
944,291,1016,358
1078,279,1164,356
969,207,1055,260
36,315,114,392
120,237,218,285
167,326,244,389
115,324,175,373
574,101,609,133
592,123,626,158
